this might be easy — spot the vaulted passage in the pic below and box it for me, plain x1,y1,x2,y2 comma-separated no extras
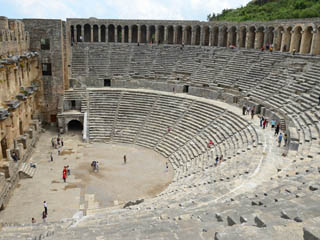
67,120,83,132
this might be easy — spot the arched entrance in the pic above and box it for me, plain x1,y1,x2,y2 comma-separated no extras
67,120,83,132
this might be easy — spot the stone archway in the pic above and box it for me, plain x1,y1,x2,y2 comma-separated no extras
176,26,183,44
84,24,91,42
290,26,302,52
149,25,156,43
76,25,81,42
158,26,165,43
282,26,292,52
301,26,313,54
255,26,264,49
131,25,138,43
67,120,83,132
219,26,228,47
185,26,192,45
275,26,284,51
108,24,115,42
124,26,129,43
247,26,256,49
101,25,106,42
93,25,99,42
228,26,237,47
203,26,210,46
140,25,147,43
167,26,174,44
212,26,219,46
239,26,247,48
117,25,122,42
194,25,201,45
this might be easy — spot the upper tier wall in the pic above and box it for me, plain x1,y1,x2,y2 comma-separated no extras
67,18,320,55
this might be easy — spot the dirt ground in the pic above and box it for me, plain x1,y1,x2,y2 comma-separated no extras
0,129,173,224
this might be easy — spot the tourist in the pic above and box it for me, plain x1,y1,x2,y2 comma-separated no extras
57,137,60,146
293,49,296,55
58,147,61,155
261,46,264,52
67,165,70,176
284,134,288,147
137,42,140,46
269,46,273,53
42,211,47,223
51,138,55,148
43,201,48,215
318,95,320,105
266,44,270,51
63,167,67,182
165,162,168,172
31,217,36,224
263,119,267,129
167,127,171,134
259,116,264,128
242,105,246,115
124,155,127,164
215,156,219,166
11,152,18,162
275,124,280,136
208,140,214,148
271,119,276,129
95,161,99,172
278,133,283,147
246,106,250,115
79,36,83,42
251,108,255,119
61,138,64,146
219,155,223,164
50,152,53,162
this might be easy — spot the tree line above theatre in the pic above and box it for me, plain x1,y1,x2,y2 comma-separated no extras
207,0,320,22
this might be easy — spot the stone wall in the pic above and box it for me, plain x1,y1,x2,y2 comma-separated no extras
23,19,67,124
0,16,29,57
67,18,320,55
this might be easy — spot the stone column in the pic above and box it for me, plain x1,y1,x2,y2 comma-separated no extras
300,29,312,54
209,27,213,46
182,26,185,44
90,25,93,42
245,30,251,49
311,30,320,55
263,30,268,46
129,26,132,43
106,27,109,42
173,25,177,44
236,30,241,48
137,25,141,43
155,26,159,43
98,26,101,42
191,27,196,45
164,26,168,44
200,26,204,45
226,30,232,47
81,25,84,42
115,25,118,43
122,26,125,43
289,30,297,52
146,26,150,43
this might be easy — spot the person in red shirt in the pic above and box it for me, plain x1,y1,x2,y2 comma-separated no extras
63,167,67,182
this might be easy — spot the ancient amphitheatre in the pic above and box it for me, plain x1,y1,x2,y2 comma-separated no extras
0,5,319,240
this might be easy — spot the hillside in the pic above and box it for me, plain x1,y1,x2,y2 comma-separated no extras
207,0,320,22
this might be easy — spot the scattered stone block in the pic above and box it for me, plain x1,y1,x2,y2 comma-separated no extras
254,216,267,228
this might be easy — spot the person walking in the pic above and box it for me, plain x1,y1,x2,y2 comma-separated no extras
63,167,67,182
278,133,283,147
260,116,264,128
284,133,288,147
165,162,168,172
263,119,267,129
275,124,280,136
67,165,70,176
251,108,255,119
43,201,48,215
271,119,276,129
61,138,64,147
50,152,53,162
215,156,219,166
124,155,127,165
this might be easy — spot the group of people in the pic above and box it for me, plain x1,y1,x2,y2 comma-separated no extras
215,155,224,166
259,115,288,147
51,136,64,149
242,105,256,119
32,201,48,223
261,43,273,52
91,160,99,172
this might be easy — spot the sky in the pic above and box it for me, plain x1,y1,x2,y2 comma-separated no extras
0,0,251,21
